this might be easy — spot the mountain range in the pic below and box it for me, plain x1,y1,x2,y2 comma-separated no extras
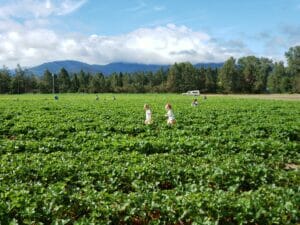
28,60,224,76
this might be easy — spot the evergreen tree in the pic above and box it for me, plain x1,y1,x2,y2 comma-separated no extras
195,67,206,92
205,68,218,93
39,69,53,93
166,63,182,92
11,64,26,94
70,73,80,92
238,56,260,93
267,62,285,93
78,70,89,92
255,58,273,93
218,57,238,93
181,62,197,91
122,73,134,92
89,73,106,93
280,76,293,93
0,66,11,93
285,46,300,92
152,68,167,92
109,73,119,92
25,74,38,93
58,68,71,93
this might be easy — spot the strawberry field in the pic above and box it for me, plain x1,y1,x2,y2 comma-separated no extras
0,94,299,225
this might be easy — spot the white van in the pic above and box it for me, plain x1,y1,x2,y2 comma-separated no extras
182,90,200,96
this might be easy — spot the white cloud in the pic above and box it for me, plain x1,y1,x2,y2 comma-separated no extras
0,23,250,68
250,25,300,62
153,6,165,11
281,25,300,45
57,0,87,15
0,1,254,68
123,1,147,12
0,0,87,19
123,2,166,14
0,19,23,32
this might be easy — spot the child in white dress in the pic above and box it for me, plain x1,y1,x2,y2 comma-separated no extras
144,104,152,125
165,103,176,125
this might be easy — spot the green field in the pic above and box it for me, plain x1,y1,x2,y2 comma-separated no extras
0,94,299,224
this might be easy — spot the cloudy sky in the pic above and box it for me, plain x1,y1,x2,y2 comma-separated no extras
0,0,299,68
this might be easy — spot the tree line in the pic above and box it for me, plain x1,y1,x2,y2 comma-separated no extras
0,46,299,94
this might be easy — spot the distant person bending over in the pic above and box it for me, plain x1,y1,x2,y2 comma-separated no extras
191,99,198,107
165,103,176,125
144,104,152,125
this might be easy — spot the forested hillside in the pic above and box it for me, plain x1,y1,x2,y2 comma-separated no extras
0,46,299,94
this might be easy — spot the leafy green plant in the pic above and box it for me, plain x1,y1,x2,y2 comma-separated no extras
0,94,299,224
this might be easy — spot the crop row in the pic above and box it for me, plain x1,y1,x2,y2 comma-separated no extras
1,150,299,224
0,94,299,224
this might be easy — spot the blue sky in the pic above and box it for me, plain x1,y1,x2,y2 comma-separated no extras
0,0,299,68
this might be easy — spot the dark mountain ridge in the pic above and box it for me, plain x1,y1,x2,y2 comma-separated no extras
27,60,224,76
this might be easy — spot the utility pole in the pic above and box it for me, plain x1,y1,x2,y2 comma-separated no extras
52,73,55,94
18,79,20,94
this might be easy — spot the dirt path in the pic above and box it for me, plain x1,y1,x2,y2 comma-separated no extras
206,94,300,101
